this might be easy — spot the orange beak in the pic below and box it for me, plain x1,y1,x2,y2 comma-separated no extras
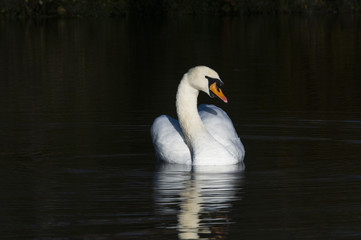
209,82,228,103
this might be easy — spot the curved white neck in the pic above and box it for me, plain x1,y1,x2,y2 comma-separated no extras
174,71,238,165
176,75,207,148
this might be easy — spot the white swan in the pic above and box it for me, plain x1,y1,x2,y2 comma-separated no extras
151,66,245,165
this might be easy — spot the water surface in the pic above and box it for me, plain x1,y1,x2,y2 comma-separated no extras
0,16,361,239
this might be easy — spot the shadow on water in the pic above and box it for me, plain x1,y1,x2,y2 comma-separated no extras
154,163,244,239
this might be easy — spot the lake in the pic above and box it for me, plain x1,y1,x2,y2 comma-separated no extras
0,15,361,239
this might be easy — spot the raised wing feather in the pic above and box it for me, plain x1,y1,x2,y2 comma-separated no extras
151,105,245,164
198,104,245,161
150,115,191,164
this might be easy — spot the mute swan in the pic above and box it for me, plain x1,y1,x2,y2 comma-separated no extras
151,66,245,165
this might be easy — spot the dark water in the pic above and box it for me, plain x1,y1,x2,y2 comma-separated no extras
1,16,361,239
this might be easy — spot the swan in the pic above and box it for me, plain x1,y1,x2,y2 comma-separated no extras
150,66,245,165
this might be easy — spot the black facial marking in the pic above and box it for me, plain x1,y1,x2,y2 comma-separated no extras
205,75,224,99
206,76,224,89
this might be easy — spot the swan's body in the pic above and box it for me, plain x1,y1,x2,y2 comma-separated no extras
151,66,245,165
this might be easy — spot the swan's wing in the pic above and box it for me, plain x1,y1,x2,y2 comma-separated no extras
198,104,245,161
150,115,192,164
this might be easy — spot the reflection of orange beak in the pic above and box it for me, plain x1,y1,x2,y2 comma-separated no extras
209,82,228,103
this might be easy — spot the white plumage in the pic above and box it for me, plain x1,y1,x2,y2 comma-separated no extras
151,66,245,165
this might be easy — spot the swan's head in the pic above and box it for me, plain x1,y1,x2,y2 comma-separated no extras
186,66,228,103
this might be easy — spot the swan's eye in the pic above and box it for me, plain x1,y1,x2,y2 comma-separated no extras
207,78,228,103
205,76,223,90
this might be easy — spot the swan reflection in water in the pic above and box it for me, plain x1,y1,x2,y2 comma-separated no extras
154,163,244,239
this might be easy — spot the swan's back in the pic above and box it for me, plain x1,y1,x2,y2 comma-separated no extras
199,104,245,161
151,105,245,164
